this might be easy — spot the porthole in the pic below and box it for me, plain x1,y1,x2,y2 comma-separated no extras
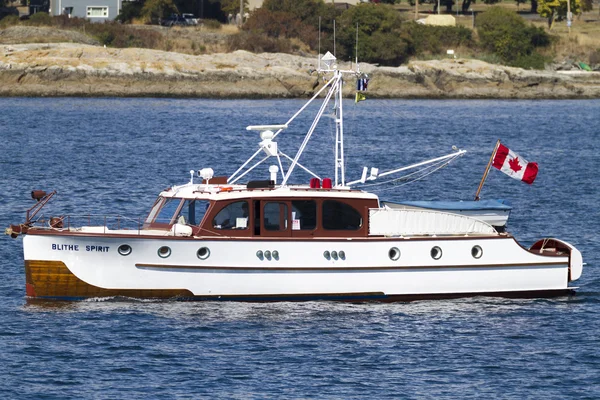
389,247,400,261
471,245,483,259
197,247,210,260
431,246,442,260
256,250,264,260
323,250,331,260
272,250,279,260
264,250,272,260
339,251,346,260
331,251,338,260
158,246,171,258
118,244,132,256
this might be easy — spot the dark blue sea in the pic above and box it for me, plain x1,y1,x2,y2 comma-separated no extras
0,98,599,399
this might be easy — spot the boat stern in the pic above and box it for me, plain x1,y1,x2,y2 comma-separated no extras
530,238,583,282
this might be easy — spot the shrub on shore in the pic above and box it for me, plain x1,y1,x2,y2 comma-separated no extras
0,13,162,49
401,22,474,56
203,19,222,30
227,30,292,53
26,11,53,26
0,14,18,28
477,6,554,69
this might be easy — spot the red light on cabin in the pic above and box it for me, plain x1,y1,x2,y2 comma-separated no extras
322,178,332,189
309,178,321,189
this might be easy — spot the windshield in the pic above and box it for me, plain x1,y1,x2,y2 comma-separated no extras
145,197,211,226
155,198,183,224
176,200,210,225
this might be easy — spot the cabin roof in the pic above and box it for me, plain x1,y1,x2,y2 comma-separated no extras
160,183,379,201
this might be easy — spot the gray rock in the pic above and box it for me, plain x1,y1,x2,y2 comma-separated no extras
1,43,600,99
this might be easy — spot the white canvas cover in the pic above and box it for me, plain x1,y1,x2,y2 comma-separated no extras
369,208,497,236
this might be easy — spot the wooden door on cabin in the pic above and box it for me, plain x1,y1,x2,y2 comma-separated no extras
254,200,290,237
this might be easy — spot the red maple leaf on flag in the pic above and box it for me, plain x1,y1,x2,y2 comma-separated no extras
509,157,522,172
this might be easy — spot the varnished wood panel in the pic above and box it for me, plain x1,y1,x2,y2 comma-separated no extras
24,260,194,300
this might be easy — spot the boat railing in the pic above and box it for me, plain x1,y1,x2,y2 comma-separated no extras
29,214,196,236
31,214,146,234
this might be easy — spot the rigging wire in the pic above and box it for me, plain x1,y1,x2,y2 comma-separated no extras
352,153,463,193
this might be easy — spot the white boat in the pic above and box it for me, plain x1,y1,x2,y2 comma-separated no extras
6,53,583,301
380,199,512,230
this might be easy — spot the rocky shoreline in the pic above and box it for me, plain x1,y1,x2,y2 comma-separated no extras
2,43,600,99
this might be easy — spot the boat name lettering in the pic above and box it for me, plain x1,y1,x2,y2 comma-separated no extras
86,245,110,252
52,244,79,251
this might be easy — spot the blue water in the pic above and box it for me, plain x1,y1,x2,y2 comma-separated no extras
0,98,599,399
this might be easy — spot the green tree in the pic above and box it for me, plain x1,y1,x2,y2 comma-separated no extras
538,0,581,28
116,1,144,23
478,6,552,68
220,0,248,16
337,3,409,66
402,22,473,55
141,0,178,23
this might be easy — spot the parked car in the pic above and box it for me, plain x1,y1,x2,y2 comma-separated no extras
159,14,188,27
182,13,199,25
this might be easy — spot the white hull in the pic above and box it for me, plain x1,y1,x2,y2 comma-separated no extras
24,233,578,300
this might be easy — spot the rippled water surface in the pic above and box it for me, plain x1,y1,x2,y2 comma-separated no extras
1,98,599,399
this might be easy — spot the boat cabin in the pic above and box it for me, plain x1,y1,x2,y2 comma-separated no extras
143,183,380,238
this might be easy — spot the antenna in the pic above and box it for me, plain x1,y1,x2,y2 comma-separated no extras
355,23,358,66
333,20,336,58
318,16,321,71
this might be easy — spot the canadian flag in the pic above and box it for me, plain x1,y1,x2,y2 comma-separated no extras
492,143,538,184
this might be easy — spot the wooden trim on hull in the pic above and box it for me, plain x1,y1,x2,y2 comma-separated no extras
25,260,575,302
25,260,193,300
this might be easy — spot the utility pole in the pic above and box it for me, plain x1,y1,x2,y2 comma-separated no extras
566,0,572,34
239,0,243,27
415,0,419,20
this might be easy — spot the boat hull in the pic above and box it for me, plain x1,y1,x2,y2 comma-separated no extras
22,233,576,301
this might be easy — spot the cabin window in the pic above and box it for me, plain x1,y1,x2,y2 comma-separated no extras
322,200,362,230
155,198,183,224
213,201,249,230
291,200,316,230
87,6,108,17
177,200,209,225
264,202,288,231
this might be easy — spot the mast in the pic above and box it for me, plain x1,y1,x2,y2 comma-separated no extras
334,70,345,187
